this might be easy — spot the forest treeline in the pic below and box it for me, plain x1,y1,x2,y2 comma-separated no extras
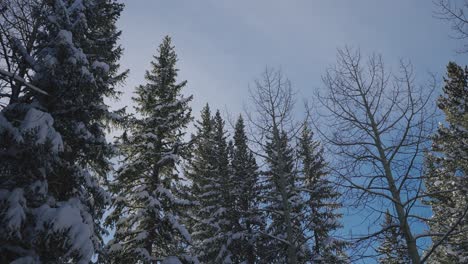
0,1,466,264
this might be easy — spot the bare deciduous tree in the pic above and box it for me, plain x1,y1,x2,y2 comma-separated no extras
312,48,437,263
246,68,305,264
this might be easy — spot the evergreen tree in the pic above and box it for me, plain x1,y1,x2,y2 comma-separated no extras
0,0,125,262
376,211,410,264
263,128,308,263
425,62,468,263
105,36,194,263
185,106,232,263
298,123,346,263
211,110,234,262
228,116,264,263
185,105,216,262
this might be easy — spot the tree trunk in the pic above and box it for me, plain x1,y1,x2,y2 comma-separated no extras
277,153,297,264
366,102,421,264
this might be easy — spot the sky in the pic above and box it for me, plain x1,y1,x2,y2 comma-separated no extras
115,1,465,261
115,0,466,120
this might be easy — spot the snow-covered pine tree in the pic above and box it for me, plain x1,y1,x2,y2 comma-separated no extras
228,115,264,263
185,104,216,262
0,102,65,264
213,111,231,212
376,210,410,264
211,110,234,262
105,36,194,263
298,123,347,263
424,62,468,263
263,127,308,263
185,105,234,263
1,0,125,263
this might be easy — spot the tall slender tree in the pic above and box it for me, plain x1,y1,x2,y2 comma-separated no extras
185,105,216,261
105,36,194,263
298,123,346,263
316,48,436,263
424,62,468,263
185,106,233,263
263,128,308,263
211,110,234,262
228,115,264,263
246,68,310,263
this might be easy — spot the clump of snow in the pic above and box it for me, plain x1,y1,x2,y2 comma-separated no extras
57,30,73,47
167,213,191,243
135,230,148,241
92,61,110,73
10,256,38,264
20,108,63,153
43,54,58,68
55,30,88,68
28,180,48,196
34,199,94,264
132,247,154,262
74,122,93,140
108,243,122,253
162,256,183,264
11,37,38,71
156,185,190,206
0,188,26,237
68,0,84,13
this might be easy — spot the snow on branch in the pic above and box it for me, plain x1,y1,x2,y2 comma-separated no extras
0,68,48,95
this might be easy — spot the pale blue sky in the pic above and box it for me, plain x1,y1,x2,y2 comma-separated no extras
116,0,465,118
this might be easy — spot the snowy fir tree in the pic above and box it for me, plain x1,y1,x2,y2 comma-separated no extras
210,110,235,262
376,210,410,264
0,0,125,263
425,62,468,263
227,115,264,264
105,36,195,263
185,105,233,263
298,123,347,263
262,128,308,263
184,105,216,261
